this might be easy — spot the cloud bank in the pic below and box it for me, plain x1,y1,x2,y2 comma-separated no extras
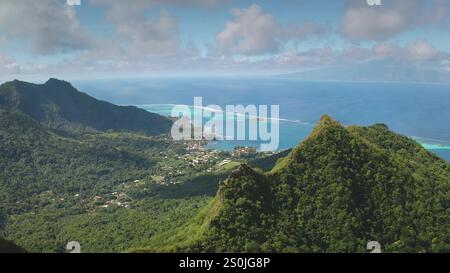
0,0,92,54
0,0,448,80
341,0,449,41
217,4,330,56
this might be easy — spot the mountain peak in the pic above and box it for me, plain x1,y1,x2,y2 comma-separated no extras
229,164,258,179
4,79,32,87
317,114,342,128
297,114,347,146
319,114,333,123
44,78,73,88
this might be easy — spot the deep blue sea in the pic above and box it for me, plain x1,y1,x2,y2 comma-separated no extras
73,77,450,162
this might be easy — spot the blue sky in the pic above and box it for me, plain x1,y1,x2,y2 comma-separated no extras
0,0,449,81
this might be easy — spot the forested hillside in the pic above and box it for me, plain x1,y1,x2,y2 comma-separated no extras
0,79,172,135
146,116,450,253
0,107,159,212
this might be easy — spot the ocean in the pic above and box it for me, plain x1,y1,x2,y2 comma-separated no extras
73,77,450,162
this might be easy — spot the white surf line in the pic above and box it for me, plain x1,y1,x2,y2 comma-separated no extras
410,136,450,150
137,105,449,149
136,104,312,125
411,136,450,144
138,103,178,107
192,105,313,125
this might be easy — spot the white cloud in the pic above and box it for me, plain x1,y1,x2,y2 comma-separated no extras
10,39,450,78
0,0,219,77
0,0,91,54
405,40,443,61
341,0,449,41
272,40,449,71
217,4,281,55
91,1,185,58
91,0,222,20
0,1,447,78
0,54,14,65
0,54,20,74
216,4,330,56
0,0,211,58
286,20,331,40
371,40,448,62
372,43,399,59
276,47,335,67
116,10,180,57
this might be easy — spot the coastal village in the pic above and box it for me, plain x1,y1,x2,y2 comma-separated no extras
88,141,262,211
27,138,265,213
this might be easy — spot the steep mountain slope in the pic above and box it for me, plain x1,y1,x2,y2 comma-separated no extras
249,149,292,172
0,107,157,212
0,79,172,135
146,116,449,253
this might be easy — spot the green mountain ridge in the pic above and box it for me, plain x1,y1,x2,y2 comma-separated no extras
142,116,450,253
0,78,172,135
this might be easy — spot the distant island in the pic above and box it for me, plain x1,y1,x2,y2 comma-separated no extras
277,62,450,84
